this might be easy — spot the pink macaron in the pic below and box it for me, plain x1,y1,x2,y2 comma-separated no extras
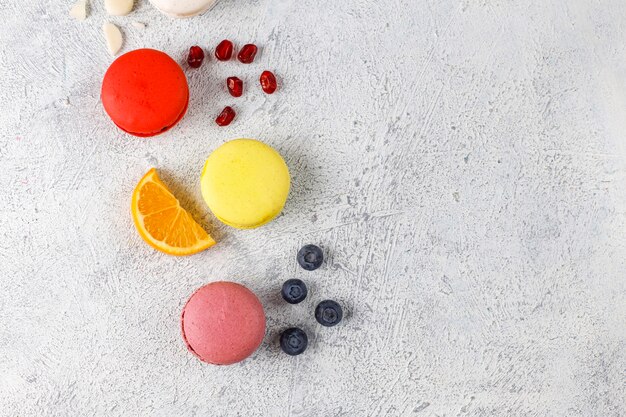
181,281,266,365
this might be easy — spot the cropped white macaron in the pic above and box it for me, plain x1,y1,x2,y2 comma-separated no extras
149,0,217,18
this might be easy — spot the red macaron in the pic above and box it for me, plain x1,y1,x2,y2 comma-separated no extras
101,48,189,137
181,282,266,365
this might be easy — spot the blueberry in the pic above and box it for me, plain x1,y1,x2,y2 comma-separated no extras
281,279,308,304
280,327,308,356
297,244,323,271
315,300,343,327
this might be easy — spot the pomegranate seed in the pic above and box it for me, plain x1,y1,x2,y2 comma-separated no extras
237,44,257,64
260,71,277,94
215,39,233,61
187,46,205,68
215,106,235,126
227,77,243,97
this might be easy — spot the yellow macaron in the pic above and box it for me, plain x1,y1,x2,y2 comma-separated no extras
200,139,290,229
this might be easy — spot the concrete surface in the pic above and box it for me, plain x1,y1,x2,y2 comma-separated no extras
1,0,625,416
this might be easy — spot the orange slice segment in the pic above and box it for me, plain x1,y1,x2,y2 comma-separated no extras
131,168,216,256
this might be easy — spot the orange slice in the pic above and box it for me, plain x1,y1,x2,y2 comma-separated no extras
131,168,216,256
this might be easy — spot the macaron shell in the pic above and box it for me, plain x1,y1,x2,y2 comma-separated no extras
149,0,217,18
101,49,189,136
200,139,290,229
113,97,188,138
181,282,266,365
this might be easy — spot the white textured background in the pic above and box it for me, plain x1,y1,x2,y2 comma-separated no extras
1,0,625,416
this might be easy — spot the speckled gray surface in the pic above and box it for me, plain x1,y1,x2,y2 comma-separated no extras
1,0,625,416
